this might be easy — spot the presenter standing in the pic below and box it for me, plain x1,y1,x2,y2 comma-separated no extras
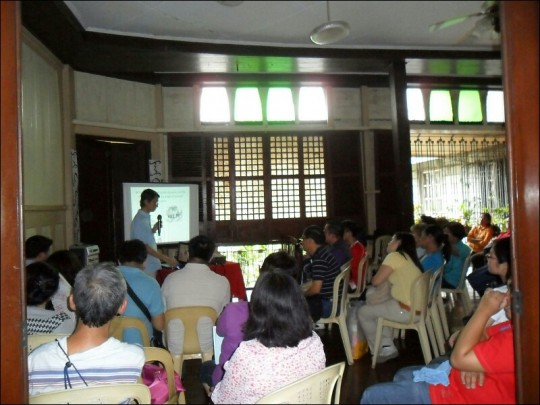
131,188,178,278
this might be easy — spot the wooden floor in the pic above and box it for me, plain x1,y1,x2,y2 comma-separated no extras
181,293,475,404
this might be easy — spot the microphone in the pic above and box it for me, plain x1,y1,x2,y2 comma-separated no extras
157,215,162,236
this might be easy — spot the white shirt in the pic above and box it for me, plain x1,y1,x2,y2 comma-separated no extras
161,262,230,354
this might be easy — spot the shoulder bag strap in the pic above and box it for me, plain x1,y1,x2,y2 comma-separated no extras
125,281,152,323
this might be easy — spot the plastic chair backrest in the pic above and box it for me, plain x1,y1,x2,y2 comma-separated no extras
144,346,178,404
374,235,393,264
428,267,444,309
28,334,70,354
406,272,431,323
255,361,345,404
326,264,350,319
164,306,218,378
109,315,151,347
29,383,151,404
456,254,472,290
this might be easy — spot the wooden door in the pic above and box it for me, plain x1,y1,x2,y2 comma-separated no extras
76,135,150,261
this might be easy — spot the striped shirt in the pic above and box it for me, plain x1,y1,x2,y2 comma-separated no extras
28,336,145,396
307,246,340,300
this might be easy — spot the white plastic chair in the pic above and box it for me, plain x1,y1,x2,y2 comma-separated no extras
366,235,392,284
316,264,353,365
143,346,181,404
372,272,433,368
255,361,345,404
346,256,368,305
29,383,151,404
109,315,151,347
426,267,446,357
441,254,473,316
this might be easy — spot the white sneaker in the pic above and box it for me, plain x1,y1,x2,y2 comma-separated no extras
376,345,399,363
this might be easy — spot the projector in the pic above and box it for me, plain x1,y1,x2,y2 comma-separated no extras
69,243,100,267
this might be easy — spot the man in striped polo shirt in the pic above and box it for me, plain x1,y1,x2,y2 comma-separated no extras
301,225,341,323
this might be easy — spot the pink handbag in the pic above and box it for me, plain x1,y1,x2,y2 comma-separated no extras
142,363,185,404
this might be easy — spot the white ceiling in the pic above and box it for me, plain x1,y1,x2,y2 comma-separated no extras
64,1,500,51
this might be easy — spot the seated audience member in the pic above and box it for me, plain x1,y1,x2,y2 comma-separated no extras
161,235,230,356
200,251,298,394
324,219,352,267
360,285,514,403
301,225,341,323
25,235,53,266
357,233,423,364
26,262,76,335
342,219,367,291
211,270,326,404
442,222,472,289
419,224,450,273
419,214,438,226
26,235,74,323
28,262,145,395
46,249,83,288
117,239,165,346
410,223,427,260
467,212,495,254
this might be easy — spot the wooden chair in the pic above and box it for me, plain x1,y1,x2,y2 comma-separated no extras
255,361,345,404
346,256,368,305
316,264,353,365
27,333,70,354
164,306,218,379
29,383,151,404
371,272,433,368
109,315,151,347
441,254,473,316
143,346,182,404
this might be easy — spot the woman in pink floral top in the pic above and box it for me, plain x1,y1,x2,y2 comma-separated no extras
211,269,326,404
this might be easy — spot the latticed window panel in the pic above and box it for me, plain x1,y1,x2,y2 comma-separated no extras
236,179,265,220
304,178,327,218
271,179,301,219
214,180,231,221
303,136,325,175
234,136,263,177
270,136,299,176
213,137,230,177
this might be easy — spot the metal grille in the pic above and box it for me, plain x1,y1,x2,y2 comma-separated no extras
236,179,265,220
411,133,508,224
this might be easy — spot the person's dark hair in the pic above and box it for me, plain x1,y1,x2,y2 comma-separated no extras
140,188,160,208
118,239,148,264
46,250,83,287
243,270,312,348
73,262,127,327
342,219,367,246
492,236,512,280
260,251,298,279
25,235,53,259
491,224,501,237
410,222,427,236
423,224,451,262
420,215,438,225
26,262,60,306
302,225,325,245
393,232,423,270
482,212,492,224
188,235,216,262
324,220,344,238
444,221,467,240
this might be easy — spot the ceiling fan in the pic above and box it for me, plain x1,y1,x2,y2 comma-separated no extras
429,0,500,42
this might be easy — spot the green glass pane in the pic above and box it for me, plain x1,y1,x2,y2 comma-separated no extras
406,89,425,121
234,88,262,122
298,87,327,121
267,88,295,122
486,90,505,123
429,90,453,122
458,90,482,122
200,87,230,123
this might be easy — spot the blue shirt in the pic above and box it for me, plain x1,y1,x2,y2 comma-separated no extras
119,265,164,345
421,250,444,273
130,209,161,274
443,241,471,288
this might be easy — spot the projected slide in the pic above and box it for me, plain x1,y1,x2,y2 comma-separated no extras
123,183,199,245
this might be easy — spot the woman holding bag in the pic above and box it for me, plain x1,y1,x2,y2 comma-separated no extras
356,232,423,364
